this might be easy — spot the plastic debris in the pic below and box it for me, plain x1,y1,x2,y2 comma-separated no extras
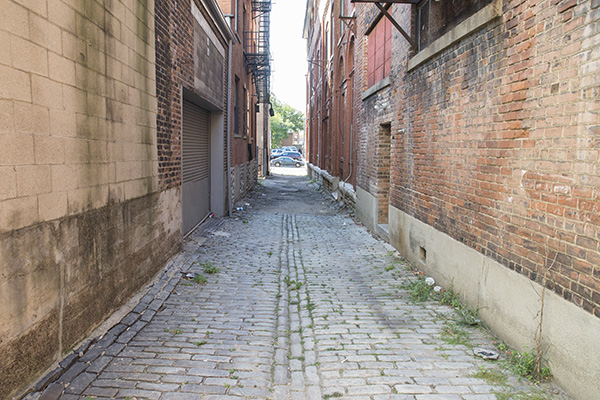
474,348,499,360
237,207,243,211
425,277,435,286
433,285,442,292
182,272,194,279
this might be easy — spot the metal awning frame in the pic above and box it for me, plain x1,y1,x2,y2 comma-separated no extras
351,0,418,49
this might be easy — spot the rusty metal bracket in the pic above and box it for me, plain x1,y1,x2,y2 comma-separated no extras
353,0,418,50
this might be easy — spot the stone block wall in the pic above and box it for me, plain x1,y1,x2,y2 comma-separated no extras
0,0,182,398
0,0,159,232
231,159,258,204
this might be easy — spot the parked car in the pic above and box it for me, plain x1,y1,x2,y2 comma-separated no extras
281,151,302,160
270,148,283,160
282,146,298,152
270,156,304,168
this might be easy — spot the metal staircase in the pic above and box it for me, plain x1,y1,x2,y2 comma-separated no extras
244,0,271,104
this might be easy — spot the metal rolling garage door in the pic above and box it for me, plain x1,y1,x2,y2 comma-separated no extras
182,100,210,235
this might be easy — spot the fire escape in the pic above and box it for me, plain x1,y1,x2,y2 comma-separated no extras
244,0,271,104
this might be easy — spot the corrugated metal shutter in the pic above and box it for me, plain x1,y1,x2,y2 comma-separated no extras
182,101,209,184
182,100,210,235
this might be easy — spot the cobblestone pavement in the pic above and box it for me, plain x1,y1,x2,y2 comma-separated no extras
30,174,570,400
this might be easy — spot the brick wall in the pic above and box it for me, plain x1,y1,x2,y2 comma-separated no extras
355,0,600,317
228,0,258,199
156,0,230,192
155,0,193,191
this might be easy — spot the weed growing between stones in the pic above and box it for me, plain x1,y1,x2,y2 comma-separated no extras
494,389,555,400
193,273,207,284
401,276,481,327
202,262,221,274
440,321,471,347
503,346,552,383
471,365,508,385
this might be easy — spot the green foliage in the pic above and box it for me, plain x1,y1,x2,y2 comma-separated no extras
401,276,435,302
440,321,470,347
470,365,508,386
193,273,207,284
202,262,220,274
270,93,305,148
505,347,552,382
402,276,480,327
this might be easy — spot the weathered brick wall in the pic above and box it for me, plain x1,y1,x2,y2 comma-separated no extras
220,0,257,195
306,1,332,174
357,0,600,317
156,0,229,191
156,0,193,190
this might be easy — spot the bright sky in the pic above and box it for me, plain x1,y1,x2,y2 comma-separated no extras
270,1,308,114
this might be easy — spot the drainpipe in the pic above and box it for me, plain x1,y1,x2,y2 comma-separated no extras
226,40,233,216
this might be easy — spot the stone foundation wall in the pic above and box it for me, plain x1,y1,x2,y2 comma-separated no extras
231,160,258,204
0,188,181,399
307,163,357,212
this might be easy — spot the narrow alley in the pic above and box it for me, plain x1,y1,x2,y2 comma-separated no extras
28,174,569,400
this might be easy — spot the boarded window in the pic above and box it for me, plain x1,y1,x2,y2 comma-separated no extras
417,0,493,51
367,17,392,88
234,76,240,137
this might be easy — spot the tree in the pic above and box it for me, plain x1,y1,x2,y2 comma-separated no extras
270,93,304,148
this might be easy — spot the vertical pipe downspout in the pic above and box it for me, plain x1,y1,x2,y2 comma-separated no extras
264,104,269,176
227,39,233,216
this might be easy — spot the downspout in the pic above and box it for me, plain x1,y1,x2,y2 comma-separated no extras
264,105,269,176
226,39,233,215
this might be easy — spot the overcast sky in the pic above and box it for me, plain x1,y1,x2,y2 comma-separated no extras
270,0,308,114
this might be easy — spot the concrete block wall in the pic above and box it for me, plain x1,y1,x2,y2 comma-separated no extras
0,1,183,398
0,0,159,233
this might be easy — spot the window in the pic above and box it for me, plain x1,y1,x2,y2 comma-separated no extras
234,76,240,137
367,17,391,88
236,0,241,35
417,0,493,51
244,86,249,139
325,22,330,60
340,0,352,17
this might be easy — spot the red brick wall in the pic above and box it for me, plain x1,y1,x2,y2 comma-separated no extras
228,0,256,167
356,0,600,317
156,0,217,191
156,0,235,191
305,0,358,186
